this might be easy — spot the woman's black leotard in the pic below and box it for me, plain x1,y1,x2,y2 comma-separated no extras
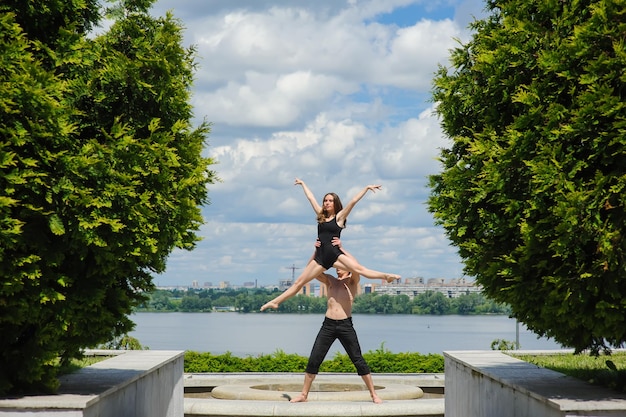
314,217,345,269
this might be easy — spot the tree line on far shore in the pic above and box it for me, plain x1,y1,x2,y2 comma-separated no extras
137,288,511,315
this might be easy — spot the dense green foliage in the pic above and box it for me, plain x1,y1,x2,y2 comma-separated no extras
0,0,217,394
184,345,445,374
98,334,146,350
491,339,518,350
137,287,510,315
429,0,626,354
513,352,626,393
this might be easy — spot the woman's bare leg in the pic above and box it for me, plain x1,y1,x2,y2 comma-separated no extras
261,260,326,310
335,254,399,282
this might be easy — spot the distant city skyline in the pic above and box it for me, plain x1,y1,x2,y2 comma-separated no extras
160,274,478,293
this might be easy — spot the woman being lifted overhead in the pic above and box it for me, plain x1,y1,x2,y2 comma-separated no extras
261,178,400,311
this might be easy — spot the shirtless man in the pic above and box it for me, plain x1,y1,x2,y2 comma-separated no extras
261,241,383,404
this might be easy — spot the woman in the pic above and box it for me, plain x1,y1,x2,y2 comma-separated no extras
261,178,400,311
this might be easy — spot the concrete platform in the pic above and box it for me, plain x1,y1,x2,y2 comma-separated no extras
184,373,445,417
185,397,445,417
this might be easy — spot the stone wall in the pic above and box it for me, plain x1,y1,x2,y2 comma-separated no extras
0,350,184,417
444,350,626,417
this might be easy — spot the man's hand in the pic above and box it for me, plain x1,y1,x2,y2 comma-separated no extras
315,237,341,247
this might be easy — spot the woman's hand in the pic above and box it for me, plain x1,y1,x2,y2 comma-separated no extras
296,178,321,213
366,184,382,193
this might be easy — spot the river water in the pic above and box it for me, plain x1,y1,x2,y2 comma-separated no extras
128,312,564,356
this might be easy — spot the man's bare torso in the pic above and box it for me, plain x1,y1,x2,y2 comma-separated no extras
323,273,358,320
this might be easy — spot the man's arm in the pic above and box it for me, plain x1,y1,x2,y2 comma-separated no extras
347,270,360,285
316,271,331,285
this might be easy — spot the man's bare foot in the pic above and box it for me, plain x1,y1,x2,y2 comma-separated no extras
260,301,279,311
385,274,400,283
372,394,383,404
290,393,308,403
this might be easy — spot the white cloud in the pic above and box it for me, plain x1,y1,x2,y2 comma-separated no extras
375,19,461,90
174,2,466,129
146,0,486,287
194,71,357,127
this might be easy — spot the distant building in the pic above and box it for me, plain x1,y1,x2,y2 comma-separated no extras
219,281,230,289
192,280,199,288
405,277,424,285
319,282,327,297
279,279,293,291
375,278,482,299
297,282,316,296
362,284,376,294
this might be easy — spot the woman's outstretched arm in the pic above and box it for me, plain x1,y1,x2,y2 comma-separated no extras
295,178,321,213
336,184,381,224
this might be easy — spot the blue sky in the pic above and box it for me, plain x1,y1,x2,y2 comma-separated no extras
140,0,488,287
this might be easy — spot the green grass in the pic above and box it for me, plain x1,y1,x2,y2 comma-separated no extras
511,351,626,393
57,356,109,376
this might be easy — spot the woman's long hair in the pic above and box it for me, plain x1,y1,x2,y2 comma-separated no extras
317,193,343,224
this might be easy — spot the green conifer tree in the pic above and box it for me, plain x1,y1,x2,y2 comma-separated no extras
429,0,626,354
0,0,217,393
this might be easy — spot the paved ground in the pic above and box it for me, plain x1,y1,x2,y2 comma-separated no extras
184,372,445,417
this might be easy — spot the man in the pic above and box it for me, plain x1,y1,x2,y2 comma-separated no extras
261,241,383,404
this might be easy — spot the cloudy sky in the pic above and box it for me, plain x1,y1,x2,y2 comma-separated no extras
142,0,488,288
